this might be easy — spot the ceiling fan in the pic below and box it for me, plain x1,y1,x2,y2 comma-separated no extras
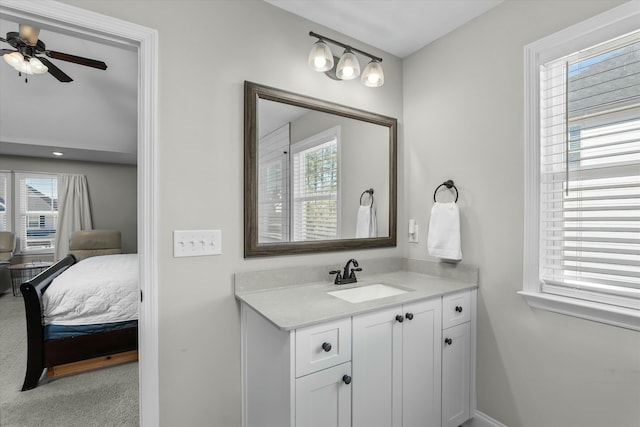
0,24,107,82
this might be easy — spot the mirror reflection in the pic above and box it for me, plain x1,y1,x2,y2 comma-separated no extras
257,98,389,243
244,81,397,257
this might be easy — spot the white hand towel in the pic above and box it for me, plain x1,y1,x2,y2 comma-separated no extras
356,205,377,238
427,202,462,260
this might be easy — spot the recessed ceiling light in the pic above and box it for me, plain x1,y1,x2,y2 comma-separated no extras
52,151,64,156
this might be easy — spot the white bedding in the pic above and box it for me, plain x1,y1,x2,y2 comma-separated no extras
43,254,139,326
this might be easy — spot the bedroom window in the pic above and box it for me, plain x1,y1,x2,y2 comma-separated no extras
15,173,58,253
0,171,9,231
523,2,640,330
291,126,340,241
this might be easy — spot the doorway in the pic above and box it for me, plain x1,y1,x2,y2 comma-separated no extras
0,1,159,425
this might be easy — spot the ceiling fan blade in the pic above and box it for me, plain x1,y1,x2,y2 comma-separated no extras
0,36,7,43
1,49,16,55
45,50,107,70
38,56,73,82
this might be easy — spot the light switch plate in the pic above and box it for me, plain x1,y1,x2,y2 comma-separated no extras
409,224,419,243
173,229,222,257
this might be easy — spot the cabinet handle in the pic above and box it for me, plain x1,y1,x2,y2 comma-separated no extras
342,375,352,385
444,337,453,345
321,342,332,352
455,306,463,313
405,312,414,320
395,315,404,323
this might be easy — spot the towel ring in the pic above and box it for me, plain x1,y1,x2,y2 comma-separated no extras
433,180,458,203
360,188,374,206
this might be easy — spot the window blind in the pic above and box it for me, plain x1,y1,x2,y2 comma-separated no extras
258,124,290,243
0,172,9,231
16,173,58,252
539,31,640,309
291,128,339,242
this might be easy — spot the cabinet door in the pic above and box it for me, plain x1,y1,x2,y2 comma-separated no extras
295,362,352,427
352,306,402,427
402,299,442,427
442,322,471,427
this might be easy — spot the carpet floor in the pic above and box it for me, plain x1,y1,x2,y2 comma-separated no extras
0,292,138,426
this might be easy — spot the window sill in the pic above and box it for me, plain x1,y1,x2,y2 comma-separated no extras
518,291,640,331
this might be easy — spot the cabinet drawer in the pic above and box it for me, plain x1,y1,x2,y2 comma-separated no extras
442,290,471,329
296,318,351,377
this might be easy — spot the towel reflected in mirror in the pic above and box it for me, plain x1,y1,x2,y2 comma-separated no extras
356,205,377,238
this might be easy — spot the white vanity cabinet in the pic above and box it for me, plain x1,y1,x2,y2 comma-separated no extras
352,298,442,427
441,290,475,427
241,288,477,427
242,305,352,427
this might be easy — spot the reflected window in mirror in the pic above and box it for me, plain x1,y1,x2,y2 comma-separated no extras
291,126,340,241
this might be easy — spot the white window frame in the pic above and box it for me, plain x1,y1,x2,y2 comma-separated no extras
0,171,11,232
290,126,341,241
522,1,640,330
14,172,58,255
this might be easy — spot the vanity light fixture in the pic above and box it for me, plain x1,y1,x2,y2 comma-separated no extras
308,31,384,87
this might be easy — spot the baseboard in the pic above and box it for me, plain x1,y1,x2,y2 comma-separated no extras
462,411,508,427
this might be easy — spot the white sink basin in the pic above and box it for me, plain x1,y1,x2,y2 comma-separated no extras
327,284,408,303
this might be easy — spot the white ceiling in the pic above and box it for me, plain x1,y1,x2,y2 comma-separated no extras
0,1,502,165
0,17,138,165
265,0,503,58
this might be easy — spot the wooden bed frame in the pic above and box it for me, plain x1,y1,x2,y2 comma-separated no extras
20,254,138,391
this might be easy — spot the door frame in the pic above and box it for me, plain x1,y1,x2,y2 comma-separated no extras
0,0,159,425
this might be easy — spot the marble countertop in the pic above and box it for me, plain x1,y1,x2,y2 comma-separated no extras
235,260,478,330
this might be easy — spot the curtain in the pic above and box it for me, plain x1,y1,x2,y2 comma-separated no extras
54,174,93,260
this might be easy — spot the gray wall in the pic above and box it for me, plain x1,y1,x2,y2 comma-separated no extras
0,155,137,260
403,1,640,426
61,1,404,426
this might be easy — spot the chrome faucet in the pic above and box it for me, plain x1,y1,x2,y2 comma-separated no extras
329,258,362,285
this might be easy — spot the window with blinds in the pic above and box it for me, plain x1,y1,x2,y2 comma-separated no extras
539,31,640,309
15,173,58,252
258,124,290,243
291,127,340,241
0,172,9,231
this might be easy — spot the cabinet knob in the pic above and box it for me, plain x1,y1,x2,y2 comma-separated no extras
395,315,404,323
444,337,453,345
321,342,332,352
455,306,463,313
405,312,414,320
342,375,352,385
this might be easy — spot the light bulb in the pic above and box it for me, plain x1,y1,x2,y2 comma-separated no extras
361,60,384,87
29,57,48,74
336,50,360,80
308,40,334,72
314,56,327,69
3,51,24,68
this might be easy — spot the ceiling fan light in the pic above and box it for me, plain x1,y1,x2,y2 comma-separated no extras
3,51,24,69
29,57,48,74
308,40,334,72
361,60,384,87
336,49,360,80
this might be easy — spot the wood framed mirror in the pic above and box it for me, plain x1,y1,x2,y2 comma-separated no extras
244,81,397,257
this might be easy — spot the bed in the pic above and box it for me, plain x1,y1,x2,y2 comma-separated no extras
19,230,138,391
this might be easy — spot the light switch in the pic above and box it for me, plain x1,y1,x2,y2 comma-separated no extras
173,229,222,257
408,220,419,243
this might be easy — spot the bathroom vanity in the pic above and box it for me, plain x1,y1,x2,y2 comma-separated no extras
236,258,477,427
